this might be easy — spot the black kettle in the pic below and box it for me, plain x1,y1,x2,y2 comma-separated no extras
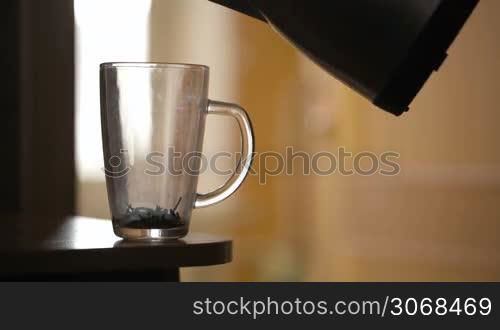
209,0,479,116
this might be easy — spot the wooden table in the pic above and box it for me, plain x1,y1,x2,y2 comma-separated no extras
0,215,232,281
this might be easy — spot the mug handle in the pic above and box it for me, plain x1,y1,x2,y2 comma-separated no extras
194,100,255,208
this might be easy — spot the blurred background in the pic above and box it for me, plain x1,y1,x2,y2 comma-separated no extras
74,0,500,281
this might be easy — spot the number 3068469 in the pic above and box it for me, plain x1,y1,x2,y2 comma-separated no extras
390,297,492,316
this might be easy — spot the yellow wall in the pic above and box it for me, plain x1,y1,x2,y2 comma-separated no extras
303,0,500,281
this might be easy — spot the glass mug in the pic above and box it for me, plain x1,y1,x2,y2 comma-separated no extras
100,62,254,240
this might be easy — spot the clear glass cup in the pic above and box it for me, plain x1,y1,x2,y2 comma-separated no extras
100,62,254,240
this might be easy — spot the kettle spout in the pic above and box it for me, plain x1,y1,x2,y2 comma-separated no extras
208,0,265,22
